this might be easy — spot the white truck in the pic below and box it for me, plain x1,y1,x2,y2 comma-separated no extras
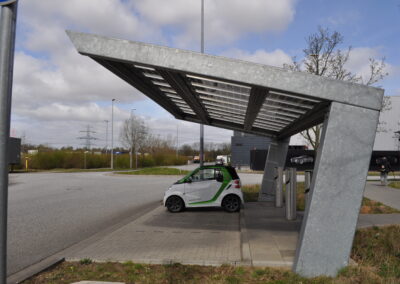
215,155,230,165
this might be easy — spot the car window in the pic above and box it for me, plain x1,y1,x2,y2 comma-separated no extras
215,169,223,180
191,168,215,181
225,166,239,180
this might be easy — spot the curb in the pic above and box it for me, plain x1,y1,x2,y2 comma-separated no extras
7,257,64,284
239,206,252,266
67,257,242,267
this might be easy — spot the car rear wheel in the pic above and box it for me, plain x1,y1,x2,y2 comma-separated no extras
222,195,241,212
166,196,184,213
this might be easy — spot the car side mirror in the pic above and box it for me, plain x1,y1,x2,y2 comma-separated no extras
216,175,223,182
187,177,192,183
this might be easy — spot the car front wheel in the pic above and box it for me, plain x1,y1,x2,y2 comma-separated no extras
166,196,184,213
222,195,241,212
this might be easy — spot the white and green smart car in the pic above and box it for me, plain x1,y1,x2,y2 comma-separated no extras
163,165,243,213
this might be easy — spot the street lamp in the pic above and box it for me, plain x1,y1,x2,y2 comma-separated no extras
129,108,136,169
0,2,18,282
199,0,205,167
111,99,115,169
104,120,109,154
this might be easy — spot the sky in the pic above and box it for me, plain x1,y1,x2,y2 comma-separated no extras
8,0,400,149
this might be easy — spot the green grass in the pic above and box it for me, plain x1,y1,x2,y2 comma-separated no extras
389,181,400,189
368,171,400,176
351,225,400,279
22,226,400,284
12,168,126,173
116,167,190,176
241,183,400,214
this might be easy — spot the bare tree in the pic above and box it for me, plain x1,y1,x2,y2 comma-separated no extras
120,115,148,168
142,133,176,155
376,96,392,133
284,27,389,149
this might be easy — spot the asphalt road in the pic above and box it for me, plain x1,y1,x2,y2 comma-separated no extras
7,172,182,276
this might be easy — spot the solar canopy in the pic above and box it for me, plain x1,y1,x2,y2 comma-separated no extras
67,31,383,139
67,31,385,278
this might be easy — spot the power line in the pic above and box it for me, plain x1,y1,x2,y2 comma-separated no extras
77,125,98,150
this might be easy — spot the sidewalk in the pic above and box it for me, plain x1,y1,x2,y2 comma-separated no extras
364,181,400,210
242,202,400,267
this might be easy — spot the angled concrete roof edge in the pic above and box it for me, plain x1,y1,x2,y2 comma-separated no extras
66,30,384,111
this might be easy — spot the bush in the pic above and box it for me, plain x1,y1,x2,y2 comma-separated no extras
26,150,188,170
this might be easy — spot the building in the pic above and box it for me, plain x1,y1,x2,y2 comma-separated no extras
231,131,271,167
374,96,400,150
231,96,399,166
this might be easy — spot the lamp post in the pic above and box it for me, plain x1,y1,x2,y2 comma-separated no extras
129,108,136,169
0,1,18,282
199,0,205,167
176,124,179,157
111,99,115,169
104,120,109,154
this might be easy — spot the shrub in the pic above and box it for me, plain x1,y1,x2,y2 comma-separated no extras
27,150,188,170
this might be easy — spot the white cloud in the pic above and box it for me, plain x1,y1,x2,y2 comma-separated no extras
345,47,395,85
220,48,292,67
11,0,296,148
19,0,159,53
132,0,296,48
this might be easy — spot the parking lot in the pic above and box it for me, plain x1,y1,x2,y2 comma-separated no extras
67,206,242,266
7,169,264,276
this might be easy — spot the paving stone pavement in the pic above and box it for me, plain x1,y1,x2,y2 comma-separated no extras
66,206,241,266
66,184,400,270
242,202,301,267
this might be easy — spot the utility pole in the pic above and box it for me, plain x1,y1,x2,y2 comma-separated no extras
111,98,115,169
176,124,179,157
0,1,18,282
129,108,135,169
77,125,98,150
104,120,109,154
199,0,205,167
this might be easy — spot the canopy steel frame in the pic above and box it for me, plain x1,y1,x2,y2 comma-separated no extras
67,31,385,278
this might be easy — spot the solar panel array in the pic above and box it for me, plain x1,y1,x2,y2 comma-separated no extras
133,64,324,135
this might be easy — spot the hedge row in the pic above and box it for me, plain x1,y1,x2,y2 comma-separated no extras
23,151,187,170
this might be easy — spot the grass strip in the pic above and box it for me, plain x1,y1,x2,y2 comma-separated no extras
116,167,190,176
389,181,400,189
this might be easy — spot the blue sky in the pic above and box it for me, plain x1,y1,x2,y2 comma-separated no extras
9,0,400,148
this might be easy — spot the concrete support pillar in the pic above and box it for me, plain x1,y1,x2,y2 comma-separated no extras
304,171,312,211
285,168,297,220
294,102,380,277
275,167,284,208
258,138,289,201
